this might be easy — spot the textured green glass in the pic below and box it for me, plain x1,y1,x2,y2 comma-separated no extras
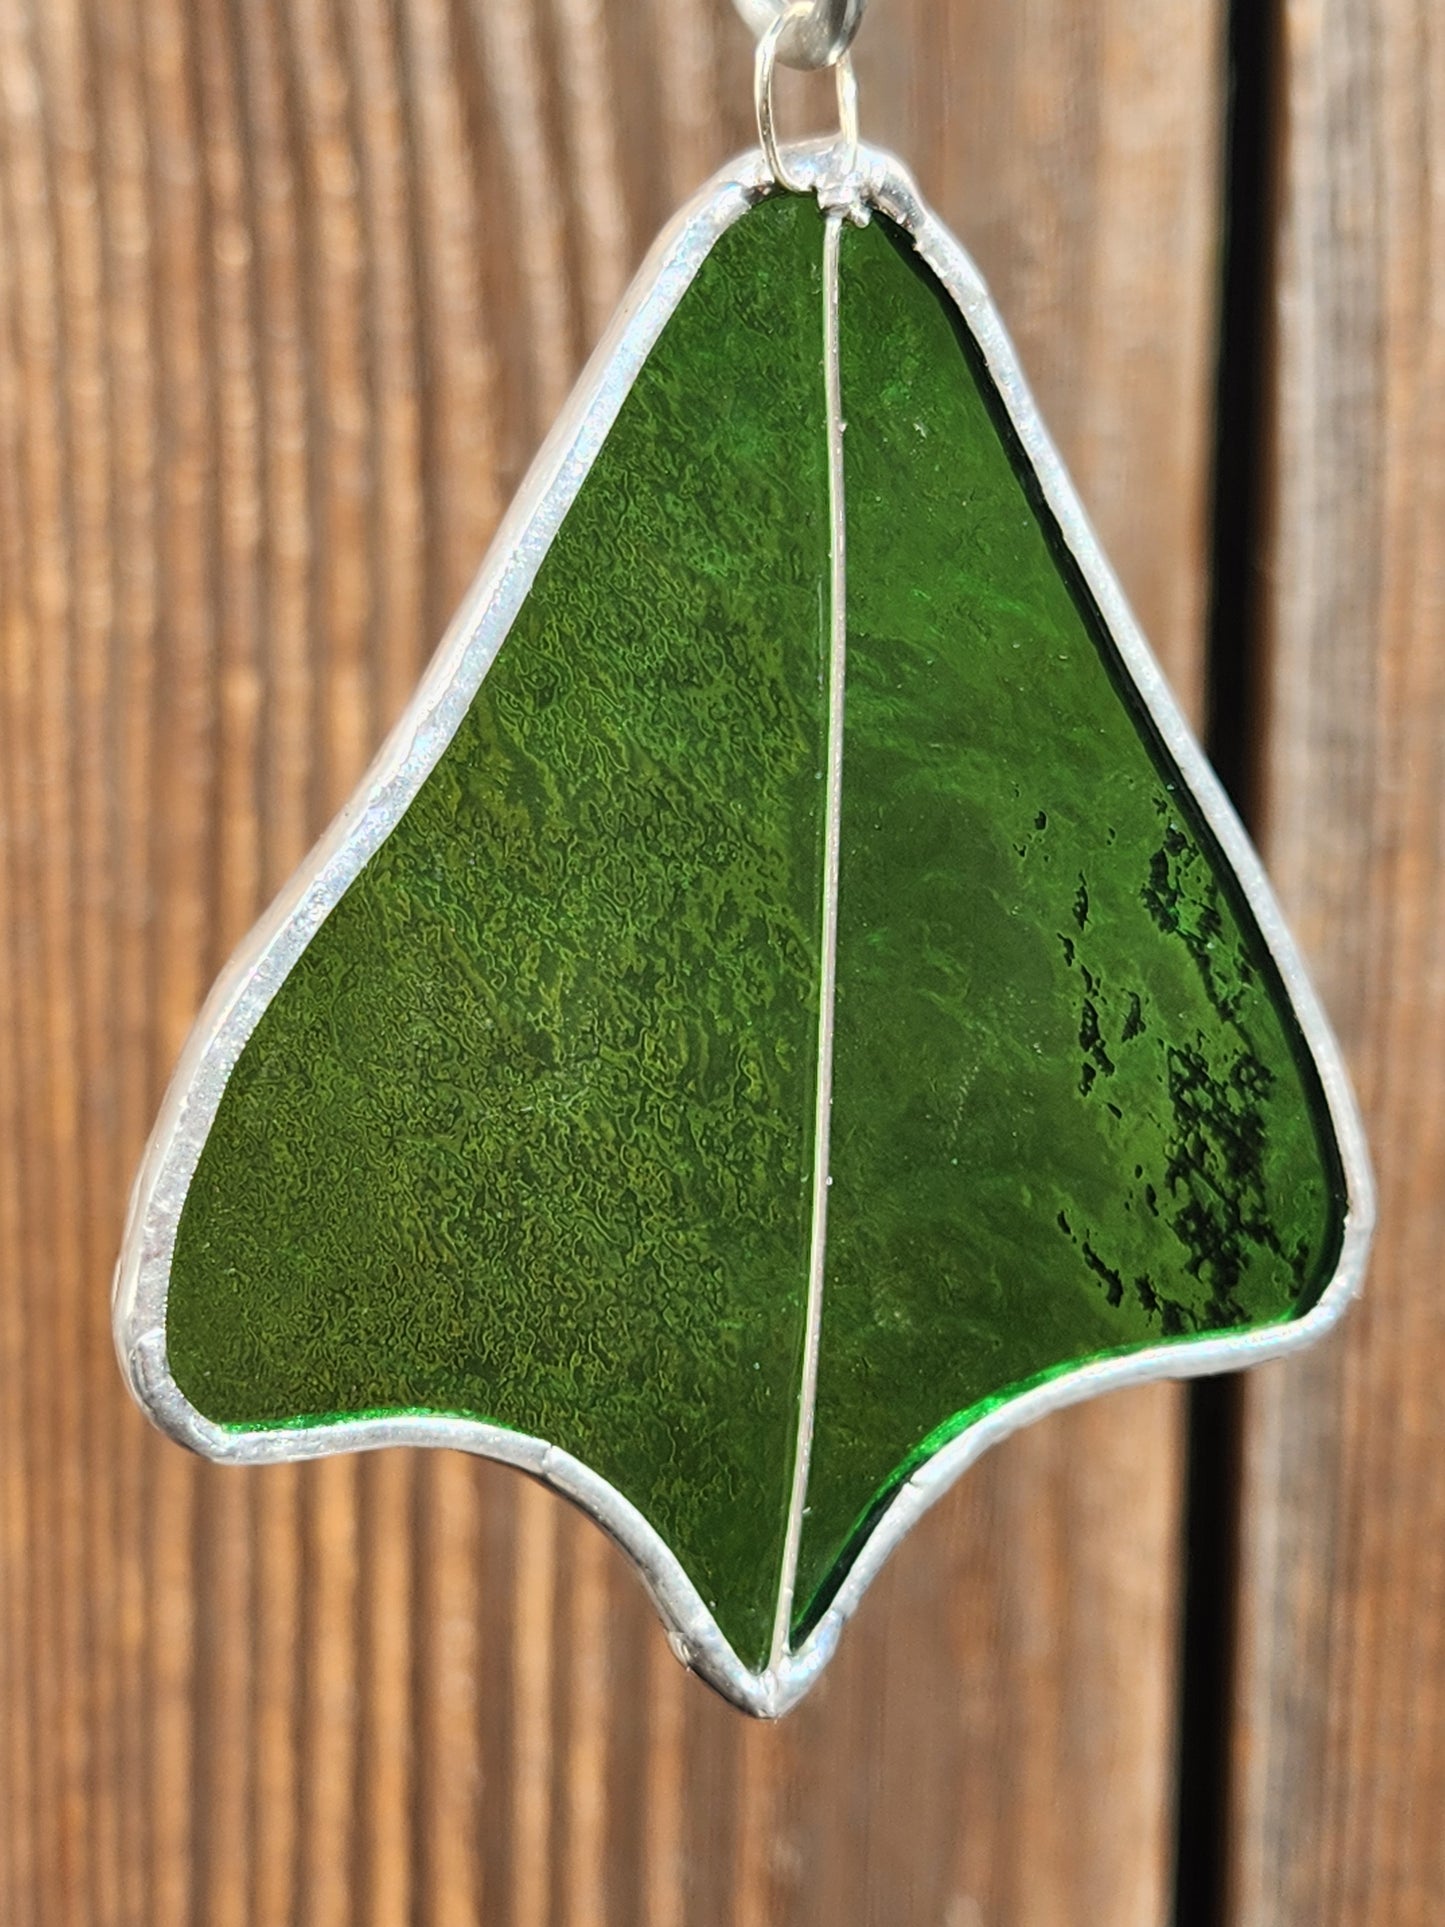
167,192,1347,1669
169,194,831,1669
789,216,1345,1633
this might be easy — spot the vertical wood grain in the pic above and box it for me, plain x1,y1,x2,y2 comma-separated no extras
1230,2,1445,1920
0,3,1228,1919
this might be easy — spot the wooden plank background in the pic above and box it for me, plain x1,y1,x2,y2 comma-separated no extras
0,0,1434,1920
1229,1,1445,1922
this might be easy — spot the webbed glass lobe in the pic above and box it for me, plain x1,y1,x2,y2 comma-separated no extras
122,158,1364,1706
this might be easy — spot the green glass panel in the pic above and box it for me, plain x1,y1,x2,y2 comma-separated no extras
168,193,831,1669
165,188,1350,1674
789,215,1346,1634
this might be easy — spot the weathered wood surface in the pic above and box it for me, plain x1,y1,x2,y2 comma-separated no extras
0,2,1227,1920
1229,1,1445,1921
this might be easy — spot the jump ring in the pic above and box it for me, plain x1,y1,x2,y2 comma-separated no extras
755,4,861,195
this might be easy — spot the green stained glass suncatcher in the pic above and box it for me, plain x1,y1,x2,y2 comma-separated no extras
115,143,1373,1716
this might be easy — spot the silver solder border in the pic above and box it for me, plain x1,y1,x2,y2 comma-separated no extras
112,142,1375,1721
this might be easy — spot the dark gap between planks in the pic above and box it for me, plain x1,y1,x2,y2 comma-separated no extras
1174,0,1282,1922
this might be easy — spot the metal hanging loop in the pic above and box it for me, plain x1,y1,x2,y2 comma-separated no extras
733,0,868,72
755,1,861,195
